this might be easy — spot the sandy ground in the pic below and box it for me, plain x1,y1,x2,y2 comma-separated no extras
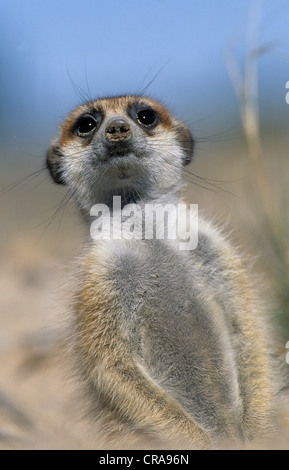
1,135,289,450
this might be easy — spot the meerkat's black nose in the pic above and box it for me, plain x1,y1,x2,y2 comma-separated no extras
105,119,132,143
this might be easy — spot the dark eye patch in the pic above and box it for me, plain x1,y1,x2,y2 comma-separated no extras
136,109,157,126
74,114,98,137
128,102,159,130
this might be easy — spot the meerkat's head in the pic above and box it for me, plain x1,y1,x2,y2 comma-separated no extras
46,95,194,213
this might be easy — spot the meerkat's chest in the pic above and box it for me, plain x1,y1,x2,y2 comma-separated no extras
84,238,242,436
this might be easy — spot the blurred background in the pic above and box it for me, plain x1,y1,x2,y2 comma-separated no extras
0,0,289,449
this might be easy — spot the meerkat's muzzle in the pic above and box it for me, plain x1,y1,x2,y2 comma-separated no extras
105,118,132,143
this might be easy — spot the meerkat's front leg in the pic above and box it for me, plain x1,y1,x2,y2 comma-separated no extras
217,242,275,441
74,256,213,450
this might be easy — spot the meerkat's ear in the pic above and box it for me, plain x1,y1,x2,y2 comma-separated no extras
46,139,66,185
175,122,194,166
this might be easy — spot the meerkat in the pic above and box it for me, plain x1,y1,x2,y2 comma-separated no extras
46,95,281,449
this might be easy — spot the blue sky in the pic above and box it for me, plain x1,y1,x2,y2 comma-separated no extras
1,0,289,158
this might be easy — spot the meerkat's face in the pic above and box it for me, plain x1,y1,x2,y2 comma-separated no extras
46,95,194,212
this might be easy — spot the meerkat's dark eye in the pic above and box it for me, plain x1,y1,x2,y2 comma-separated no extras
136,109,157,126
75,114,97,136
